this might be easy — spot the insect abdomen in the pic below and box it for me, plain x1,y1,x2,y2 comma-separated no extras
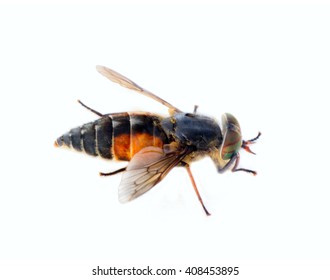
55,113,168,161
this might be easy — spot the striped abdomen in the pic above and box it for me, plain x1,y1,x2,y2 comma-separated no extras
54,112,169,161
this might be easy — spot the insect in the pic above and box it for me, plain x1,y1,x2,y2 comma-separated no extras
55,66,261,215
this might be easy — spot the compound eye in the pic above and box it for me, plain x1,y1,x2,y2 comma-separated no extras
221,113,242,160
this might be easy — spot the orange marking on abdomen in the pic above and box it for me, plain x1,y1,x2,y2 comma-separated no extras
131,133,164,158
114,134,131,161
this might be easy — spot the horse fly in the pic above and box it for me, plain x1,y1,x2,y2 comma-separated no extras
55,66,261,215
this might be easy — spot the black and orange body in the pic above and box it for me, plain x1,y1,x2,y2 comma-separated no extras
55,112,169,161
55,65,260,216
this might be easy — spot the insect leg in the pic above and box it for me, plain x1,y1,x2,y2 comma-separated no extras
213,153,256,175
99,167,126,176
230,132,260,174
231,153,257,175
185,164,211,216
77,100,103,117
215,155,236,174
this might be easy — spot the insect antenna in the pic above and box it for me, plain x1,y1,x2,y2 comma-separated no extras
242,132,261,155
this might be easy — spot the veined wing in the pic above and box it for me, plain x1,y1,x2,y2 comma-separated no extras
96,65,182,114
118,146,189,203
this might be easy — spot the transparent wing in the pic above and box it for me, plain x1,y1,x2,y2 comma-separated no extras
96,65,182,113
118,146,188,203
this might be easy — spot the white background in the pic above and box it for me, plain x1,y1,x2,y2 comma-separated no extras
0,1,330,279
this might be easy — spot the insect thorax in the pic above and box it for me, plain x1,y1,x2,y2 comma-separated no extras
161,113,223,151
